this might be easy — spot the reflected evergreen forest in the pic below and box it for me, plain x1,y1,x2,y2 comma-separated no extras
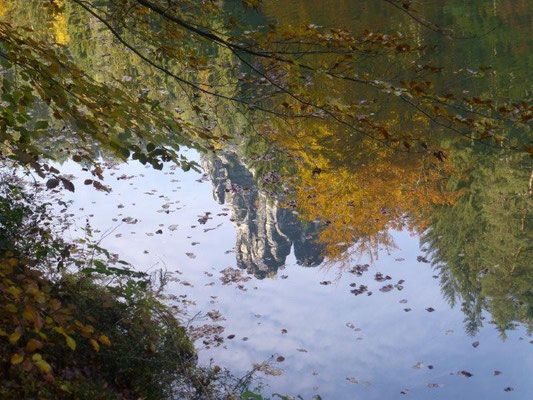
0,0,532,399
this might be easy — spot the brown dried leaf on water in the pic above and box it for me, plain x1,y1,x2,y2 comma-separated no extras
399,299,408,304
122,217,138,224
426,307,435,312
346,322,355,329
400,388,410,395
375,272,392,282
412,361,424,370
404,308,412,312
494,370,502,376
168,224,179,231
320,281,331,285
206,310,225,322
348,264,369,276
504,387,514,392
188,324,225,347
458,370,473,378
296,348,308,353
219,267,252,286
346,377,359,384
185,252,196,259
445,330,454,335
197,212,212,225
281,329,288,334
351,285,368,296
226,334,235,339
379,284,394,293
428,383,443,388
276,356,285,362
472,341,480,348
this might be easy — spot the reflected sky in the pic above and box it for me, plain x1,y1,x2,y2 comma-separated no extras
56,150,533,399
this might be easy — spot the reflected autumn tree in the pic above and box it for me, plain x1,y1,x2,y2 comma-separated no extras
267,112,464,263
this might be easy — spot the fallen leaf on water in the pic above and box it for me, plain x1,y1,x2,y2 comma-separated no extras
276,356,285,362
346,323,355,329
404,308,412,312
296,348,308,353
427,383,443,388
346,377,359,384
399,299,408,304
504,387,514,392
185,252,196,259
472,341,480,348
320,281,331,285
426,307,435,312
400,388,409,395
458,370,473,378
412,361,424,370
494,370,502,376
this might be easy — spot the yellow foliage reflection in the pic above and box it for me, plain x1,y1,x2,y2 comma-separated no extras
275,119,465,263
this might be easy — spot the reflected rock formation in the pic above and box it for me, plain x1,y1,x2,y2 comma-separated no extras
203,152,324,279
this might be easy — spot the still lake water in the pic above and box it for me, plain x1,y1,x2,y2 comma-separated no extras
7,0,533,398
59,147,533,399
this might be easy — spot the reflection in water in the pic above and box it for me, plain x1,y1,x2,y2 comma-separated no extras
422,152,533,336
203,151,324,278
2,0,533,397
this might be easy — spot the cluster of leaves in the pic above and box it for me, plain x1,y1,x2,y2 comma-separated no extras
0,15,200,189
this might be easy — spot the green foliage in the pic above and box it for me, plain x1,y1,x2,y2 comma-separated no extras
422,150,533,336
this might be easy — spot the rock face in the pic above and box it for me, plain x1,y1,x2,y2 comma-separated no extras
203,152,323,279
